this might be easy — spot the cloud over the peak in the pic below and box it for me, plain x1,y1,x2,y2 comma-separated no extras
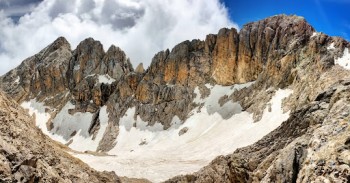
0,0,237,75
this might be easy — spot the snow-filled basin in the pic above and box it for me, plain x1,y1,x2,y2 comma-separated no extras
73,85,293,182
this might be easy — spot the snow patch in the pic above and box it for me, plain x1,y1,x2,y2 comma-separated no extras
98,74,115,84
21,98,111,152
21,99,66,143
311,32,319,38
68,106,109,152
195,82,254,118
51,102,93,140
335,48,350,70
74,85,293,182
327,43,335,50
73,65,80,71
14,76,20,84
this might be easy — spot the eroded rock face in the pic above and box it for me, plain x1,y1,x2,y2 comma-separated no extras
0,91,120,182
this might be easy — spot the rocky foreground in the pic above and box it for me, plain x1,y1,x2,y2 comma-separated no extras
0,91,120,182
0,14,349,182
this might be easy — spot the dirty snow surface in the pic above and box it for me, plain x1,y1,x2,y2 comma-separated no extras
73,83,293,182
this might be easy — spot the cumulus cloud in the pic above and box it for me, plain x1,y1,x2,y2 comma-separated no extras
0,0,237,75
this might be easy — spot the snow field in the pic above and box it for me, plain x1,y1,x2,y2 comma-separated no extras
74,84,293,182
21,82,294,182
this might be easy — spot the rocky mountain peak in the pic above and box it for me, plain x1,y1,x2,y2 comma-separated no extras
76,37,104,54
68,38,105,84
38,36,72,66
102,44,134,77
33,36,71,58
51,36,71,49
135,63,145,73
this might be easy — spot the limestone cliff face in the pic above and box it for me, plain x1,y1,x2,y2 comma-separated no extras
142,15,315,87
1,14,350,182
0,91,119,182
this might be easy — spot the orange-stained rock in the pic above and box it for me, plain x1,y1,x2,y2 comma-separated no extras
164,60,177,83
135,63,145,73
135,81,153,103
211,28,238,85
176,62,189,85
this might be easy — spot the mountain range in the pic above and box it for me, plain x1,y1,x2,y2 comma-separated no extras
0,14,349,182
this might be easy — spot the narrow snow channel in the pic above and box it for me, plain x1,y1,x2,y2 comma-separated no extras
73,85,293,182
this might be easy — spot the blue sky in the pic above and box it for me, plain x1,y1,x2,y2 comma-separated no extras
222,0,350,41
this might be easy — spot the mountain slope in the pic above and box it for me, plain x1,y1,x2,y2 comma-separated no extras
0,14,350,182
0,91,119,182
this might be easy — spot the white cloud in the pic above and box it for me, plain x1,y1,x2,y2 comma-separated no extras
0,0,237,75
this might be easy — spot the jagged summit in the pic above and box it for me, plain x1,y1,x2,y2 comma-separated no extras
135,63,145,73
47,36,71,51
0,14,349,182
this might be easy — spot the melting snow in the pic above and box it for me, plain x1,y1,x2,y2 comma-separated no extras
52,102,93,139
98,74,115,84
74,84,293,182
66,106,109,152
335,48,350,70
21,99,109,152
52,102,110,152
21,99,66,143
